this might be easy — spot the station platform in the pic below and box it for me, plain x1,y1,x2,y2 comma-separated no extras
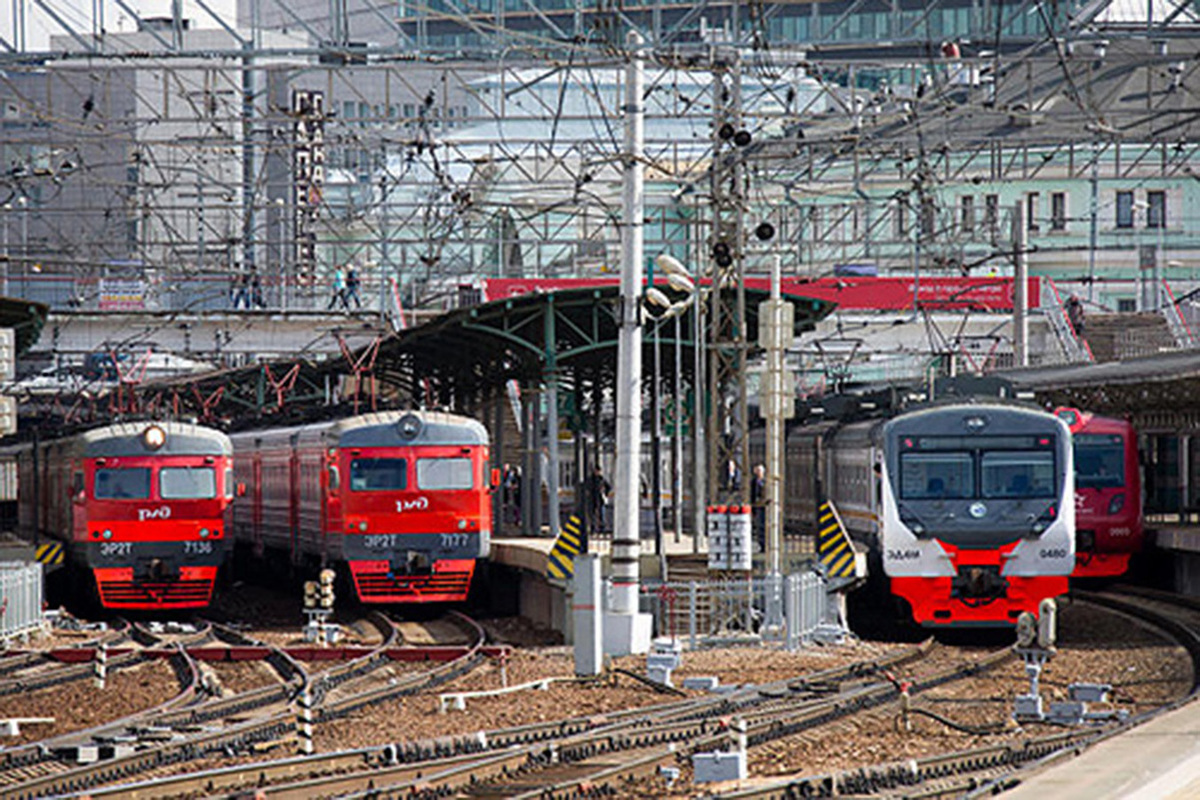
1003,698,1200,799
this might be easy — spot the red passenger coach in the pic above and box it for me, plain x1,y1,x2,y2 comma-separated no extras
11,421,235,610
232,410,493,604
1057,407,1144,579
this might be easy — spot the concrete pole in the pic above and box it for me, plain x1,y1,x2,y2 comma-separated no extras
607,31,651,655
573,554,603,676
1013,200,1029,368
766,259,785,578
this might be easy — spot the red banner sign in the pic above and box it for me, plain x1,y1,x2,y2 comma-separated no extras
484,276,1039,311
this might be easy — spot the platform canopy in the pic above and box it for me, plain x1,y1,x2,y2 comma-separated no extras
20,284,834,431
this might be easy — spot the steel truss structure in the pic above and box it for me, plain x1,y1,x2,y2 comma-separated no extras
2,0,1198,490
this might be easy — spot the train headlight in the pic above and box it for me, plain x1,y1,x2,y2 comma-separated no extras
102,529,113,540
458,519,468,530
1108,494,1125,515
142,425,166,450
359,521,367,532
199,528,210,539
898,505,926,537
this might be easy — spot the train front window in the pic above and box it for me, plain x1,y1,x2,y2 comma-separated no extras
899,453,974,499
94,467,151,500
350,458,407,491
1075,434,1125,489
982,451,1056,498
417,457,474,490
160,467,217,499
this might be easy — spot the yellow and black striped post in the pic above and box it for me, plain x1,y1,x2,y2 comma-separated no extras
546,514,586,581
35,542,64,567
816,500,856,580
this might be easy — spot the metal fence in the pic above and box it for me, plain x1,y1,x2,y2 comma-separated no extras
640,568,832,650
1,562,44,645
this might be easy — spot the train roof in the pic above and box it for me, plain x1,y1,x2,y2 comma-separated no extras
75,421,233,458
232,409,489,448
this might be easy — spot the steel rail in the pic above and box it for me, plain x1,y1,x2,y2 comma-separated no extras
84,637,937,800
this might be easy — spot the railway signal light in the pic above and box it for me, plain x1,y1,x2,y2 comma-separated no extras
1037,599,1057,649
303,580,319,609
319,568,336,609
1015,611,1036,649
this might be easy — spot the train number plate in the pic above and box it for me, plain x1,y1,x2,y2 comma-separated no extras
100,542,133,557
184,541,214,555
363,534,400,550
440,533,470,549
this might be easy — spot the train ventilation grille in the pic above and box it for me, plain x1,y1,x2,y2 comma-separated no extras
97,579,215,607
353,570,472,600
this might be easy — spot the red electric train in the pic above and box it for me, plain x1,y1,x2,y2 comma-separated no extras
7,421,235,609
230,410,493,604
1056,407,1144,579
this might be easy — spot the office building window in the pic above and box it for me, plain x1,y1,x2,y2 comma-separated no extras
1116,191,1134,228
1147,190,1166,229
893,199,908,239
1026,192,1040,232
1051,192,1067,231
984,194,999,233
960,196,974,234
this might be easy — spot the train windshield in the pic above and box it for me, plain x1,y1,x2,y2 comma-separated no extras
94,467,151,500
160,467,217,499
981,451,1056,498
899,453,974,499
1074,434,1125,489
417,457,474,490
350,458,408,491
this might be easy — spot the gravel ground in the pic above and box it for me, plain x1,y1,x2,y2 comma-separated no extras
0,660,179,745
4,598,1188,798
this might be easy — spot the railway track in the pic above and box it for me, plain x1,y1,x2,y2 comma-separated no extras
712,588,1200,800
0,610,490,799
79,639,943,799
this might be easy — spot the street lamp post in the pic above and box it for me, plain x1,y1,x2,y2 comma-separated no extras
275,197,287,311
2,203,10,297
18,197,28,297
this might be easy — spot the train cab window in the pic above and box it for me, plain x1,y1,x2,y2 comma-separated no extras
899,453,973,499
73,472,84,495
982,452,1055,498
1074,434,1125,489
160,467,217,499
417,457,474,490
350,458,407,491
94,467,151,500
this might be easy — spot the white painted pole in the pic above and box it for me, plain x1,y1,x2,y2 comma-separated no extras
1014,200,1028,367
612,30,645,620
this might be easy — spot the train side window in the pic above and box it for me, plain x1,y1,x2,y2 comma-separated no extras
225,468,234,499
95,467,151,500
417,457,474,490
328,465,340,490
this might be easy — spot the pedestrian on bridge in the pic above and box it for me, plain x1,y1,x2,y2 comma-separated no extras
328,267,348,310
345,266,362,309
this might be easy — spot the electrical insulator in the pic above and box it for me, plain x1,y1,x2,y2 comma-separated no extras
1037,598,1057,649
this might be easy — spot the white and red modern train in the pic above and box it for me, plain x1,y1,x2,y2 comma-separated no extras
774,401,1075,628
230,410,493,604
1056,407,1144,579
6,421,235,610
